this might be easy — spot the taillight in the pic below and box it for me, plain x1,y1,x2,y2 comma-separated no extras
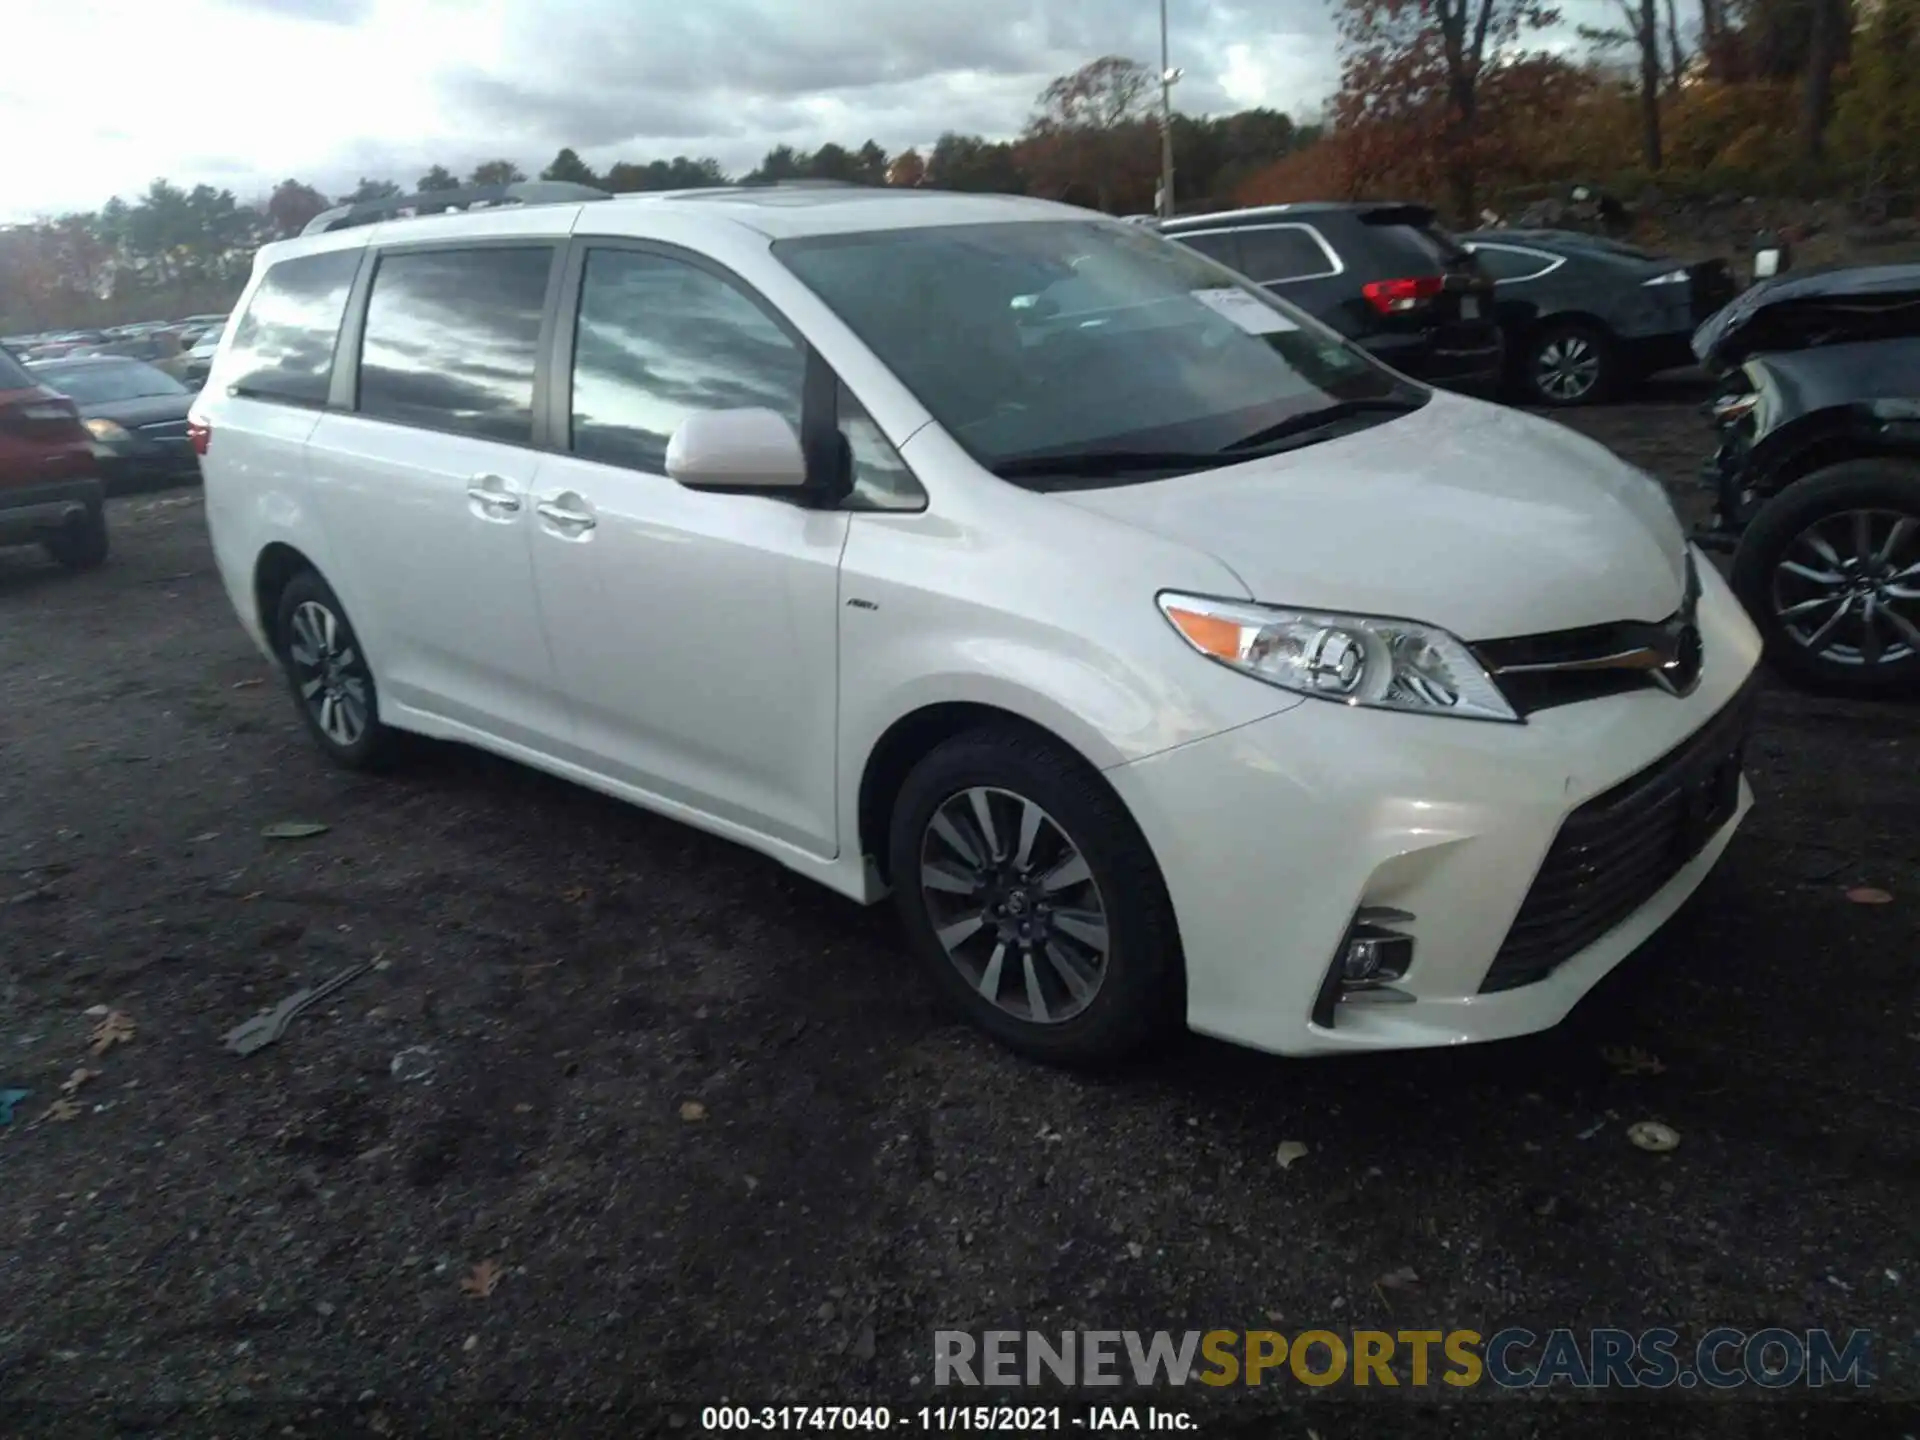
188,416,212,455
0,391,82,435
1362,276,1446,315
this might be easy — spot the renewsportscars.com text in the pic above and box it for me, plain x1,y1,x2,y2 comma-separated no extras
934,1328,1875,1390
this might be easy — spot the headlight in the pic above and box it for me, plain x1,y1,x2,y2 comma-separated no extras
1158,593,1519,722
1643,268,1688,287
83,417,133,445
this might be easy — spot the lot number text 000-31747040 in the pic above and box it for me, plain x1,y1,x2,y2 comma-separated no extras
699,1406,1195,1431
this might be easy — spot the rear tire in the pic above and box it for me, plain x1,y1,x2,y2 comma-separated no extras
887,725,1183,1067
42,504,109,571
1521,320,1615,407
273,570,400,771
1731,458,1920,698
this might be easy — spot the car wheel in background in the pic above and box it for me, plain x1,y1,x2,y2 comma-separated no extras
1522,320,1615,407
274,569,400,770
887,724,1182,1066
1731,458,1920,698
42,503,109,571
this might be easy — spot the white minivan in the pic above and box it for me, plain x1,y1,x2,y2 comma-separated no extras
192,181,1762,1065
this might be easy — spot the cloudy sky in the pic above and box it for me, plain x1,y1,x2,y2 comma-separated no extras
2,0,1343,221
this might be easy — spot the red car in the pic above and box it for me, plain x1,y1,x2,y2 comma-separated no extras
0,343,108,569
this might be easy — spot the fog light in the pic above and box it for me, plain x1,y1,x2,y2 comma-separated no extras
1342,926,1414,984
1312,906,1416,1028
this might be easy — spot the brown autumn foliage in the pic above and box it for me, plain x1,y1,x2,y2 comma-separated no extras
1017,55,1163,213
1241,0,1906,224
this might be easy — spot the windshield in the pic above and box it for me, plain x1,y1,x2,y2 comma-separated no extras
35,360,187,403
774,220,1424,485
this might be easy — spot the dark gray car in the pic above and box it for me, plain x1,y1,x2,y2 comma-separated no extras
28,356,198,494
1458,229,1737,407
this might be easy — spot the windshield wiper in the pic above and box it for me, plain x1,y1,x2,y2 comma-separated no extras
993,450,1234,482
1223,395,1427,453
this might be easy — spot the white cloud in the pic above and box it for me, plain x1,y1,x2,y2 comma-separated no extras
1,0,1346,221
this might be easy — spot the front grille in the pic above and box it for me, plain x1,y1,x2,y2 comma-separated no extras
1480,676,1759,993
1473,555,1702,715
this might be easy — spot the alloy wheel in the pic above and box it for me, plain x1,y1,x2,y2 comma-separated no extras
1534,334,1600,402
1769,508,1920,667
918,786,1110,1025
286,599,372,746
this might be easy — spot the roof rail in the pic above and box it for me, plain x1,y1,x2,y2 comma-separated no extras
730,178,871,190
301,180,611,236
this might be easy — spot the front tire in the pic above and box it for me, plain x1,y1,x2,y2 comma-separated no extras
273,570,399,770
1731,458,1920,698
42,504,109,571
1521,320,1614,407
887,726,1182,1066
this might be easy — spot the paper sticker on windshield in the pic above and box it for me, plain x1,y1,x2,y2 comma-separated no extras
1190,287,1299,334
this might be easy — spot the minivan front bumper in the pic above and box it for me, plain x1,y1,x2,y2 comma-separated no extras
1104,555,1763,1056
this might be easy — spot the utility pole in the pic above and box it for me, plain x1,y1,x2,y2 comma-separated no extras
1158,0,1182,219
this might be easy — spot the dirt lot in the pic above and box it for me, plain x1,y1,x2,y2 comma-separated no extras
2,388,1916,1437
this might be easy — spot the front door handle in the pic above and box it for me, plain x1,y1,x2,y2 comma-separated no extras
466,473,523,519
536,493,598,534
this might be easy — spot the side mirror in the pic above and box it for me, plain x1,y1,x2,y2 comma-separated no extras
665,408,809,491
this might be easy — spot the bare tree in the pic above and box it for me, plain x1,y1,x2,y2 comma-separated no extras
1664,0,1688,91
1799,0,1846,162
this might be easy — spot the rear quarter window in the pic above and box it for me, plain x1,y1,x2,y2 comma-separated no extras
0,344,35,390
223,248,363,406
1349,220,1470,277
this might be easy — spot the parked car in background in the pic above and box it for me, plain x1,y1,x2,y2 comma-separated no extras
195,182,1759,1066
29,355,200,494
23,331,110,362
97,327,193,383
0,343,109,569
1160,203,1504,393
177,313,231,348
1692,263,1920,697
182,324,225,387
1457,229,1738,407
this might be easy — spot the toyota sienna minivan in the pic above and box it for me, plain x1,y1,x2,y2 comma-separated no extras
192,180,1762,1065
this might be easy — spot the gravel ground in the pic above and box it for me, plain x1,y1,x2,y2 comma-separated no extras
1,385,1916,1438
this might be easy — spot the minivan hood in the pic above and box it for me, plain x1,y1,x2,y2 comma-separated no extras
1053,393,1686,641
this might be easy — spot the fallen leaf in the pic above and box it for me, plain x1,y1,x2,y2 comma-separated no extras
1275,1140,1309,1170
1627,1121,1680,1153
559,885,590,904
1599,1044,1666,1076
460,1259,504,1299
262,821,330,840
59,1068,96,1097
83,1004,110,1018
1377,1266,1421,1291
512,1102,534,1114
1845,886,1893,905
230,678,265,689
88,1011,135,1056
679,1101,708,1122
43,1099,83,1123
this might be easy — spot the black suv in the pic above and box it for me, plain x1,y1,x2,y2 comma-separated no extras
1160,203,1503,392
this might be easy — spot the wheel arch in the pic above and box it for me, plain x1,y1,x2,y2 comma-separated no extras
252,541,320,650
1524,309,1614,348
1752,412,1920,500
856,700,1120,889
